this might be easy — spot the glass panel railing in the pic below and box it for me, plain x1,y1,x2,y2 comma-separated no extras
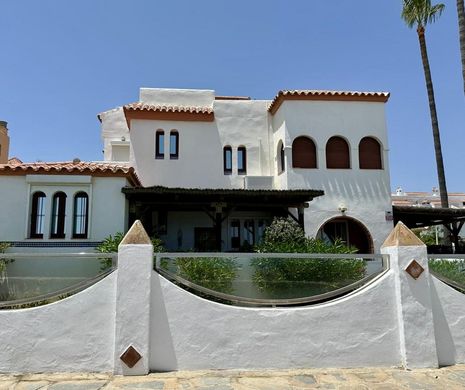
155,253,388,307
0,253,117,309
428,255,465,293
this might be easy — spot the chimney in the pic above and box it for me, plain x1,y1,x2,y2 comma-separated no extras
0,121,10,164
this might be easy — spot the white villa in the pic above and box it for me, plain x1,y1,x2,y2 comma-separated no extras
0,87,394,253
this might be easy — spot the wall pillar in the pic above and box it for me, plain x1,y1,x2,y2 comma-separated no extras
114,220,153,375
381,222,438,369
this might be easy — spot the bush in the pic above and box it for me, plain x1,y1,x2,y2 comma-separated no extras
429,259,465,288
174,257,238,293
252,217,363,291
96,232,164,270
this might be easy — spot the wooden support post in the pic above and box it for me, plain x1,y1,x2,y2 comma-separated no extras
298,206,305,228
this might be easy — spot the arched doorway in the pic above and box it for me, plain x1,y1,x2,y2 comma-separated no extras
317,217,374,253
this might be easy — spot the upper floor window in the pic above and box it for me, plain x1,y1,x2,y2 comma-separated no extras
30,191,46,239
223,146,232,174
155,130,164,159
326,136,350,169
237,146,247,174
170,130,179,159
292,136,317,169
359,137,382,169
278,141,285,174
50,192,67,239
73,192,89,239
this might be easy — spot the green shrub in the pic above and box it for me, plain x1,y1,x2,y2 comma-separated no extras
252,217,363,291
174,257,238,293
429,259,465,288
96,232,164,270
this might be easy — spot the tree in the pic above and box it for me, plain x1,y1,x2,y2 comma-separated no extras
401,0,449,209
457,0,465,95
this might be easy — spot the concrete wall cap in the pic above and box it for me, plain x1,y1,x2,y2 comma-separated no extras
120,220,151,245
381,221,425,248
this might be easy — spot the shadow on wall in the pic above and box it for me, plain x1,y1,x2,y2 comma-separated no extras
150,271,178,371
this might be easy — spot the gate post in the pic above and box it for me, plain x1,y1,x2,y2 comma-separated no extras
114,220,153,375
381,222,438,369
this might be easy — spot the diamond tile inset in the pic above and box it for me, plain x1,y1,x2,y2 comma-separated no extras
405,259,424,280
120,345,142,368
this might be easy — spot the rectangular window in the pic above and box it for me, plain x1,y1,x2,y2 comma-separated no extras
238,147,247,174
156,131,164,159
224,147,232,174
170,132,179,159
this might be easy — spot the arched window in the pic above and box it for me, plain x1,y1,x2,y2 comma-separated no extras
30,192,46,238
237,146,247,174
170,130,179,159
326,136,350,169
50,192,67,238
155,130,164,159
277,141,285,173
359,137,382,169
292,136,317,168
73,192,89,239
223,146,232,174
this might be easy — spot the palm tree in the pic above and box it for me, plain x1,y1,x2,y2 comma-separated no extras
401,0,449,209
457,0,465,95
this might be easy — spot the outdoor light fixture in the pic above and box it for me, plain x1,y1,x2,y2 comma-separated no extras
338,204,347,213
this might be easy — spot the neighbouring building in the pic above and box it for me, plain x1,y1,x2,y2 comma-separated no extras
99,88,393,253
0,121,10,164
0,159,139,251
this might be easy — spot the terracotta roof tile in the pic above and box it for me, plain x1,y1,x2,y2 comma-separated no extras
269,90,390,114
0,161,140,186
124,102,213,114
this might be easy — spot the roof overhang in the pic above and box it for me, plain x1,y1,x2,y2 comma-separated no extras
123,103,214,129
268,90,390,114
122,186,324,208
393,206,465,228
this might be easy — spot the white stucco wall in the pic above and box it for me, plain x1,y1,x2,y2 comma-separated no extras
431,276,465,366
0,273,116,373
0,176,28,241
150,271,400,371
100,107,131,162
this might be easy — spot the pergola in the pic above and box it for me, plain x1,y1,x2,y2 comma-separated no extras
122,186,324,251
393,206,465,247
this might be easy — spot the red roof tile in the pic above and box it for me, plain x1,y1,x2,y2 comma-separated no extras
124,102,213,114
269,90,390,114
0,161,140,186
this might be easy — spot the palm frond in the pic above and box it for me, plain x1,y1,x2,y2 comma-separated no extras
401,0,445,28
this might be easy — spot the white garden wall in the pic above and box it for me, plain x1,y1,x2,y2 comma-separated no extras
150,271,400,371
1,222,465,374
0,273,116,373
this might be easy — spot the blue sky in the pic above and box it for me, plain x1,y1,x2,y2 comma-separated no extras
1,0,464,192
